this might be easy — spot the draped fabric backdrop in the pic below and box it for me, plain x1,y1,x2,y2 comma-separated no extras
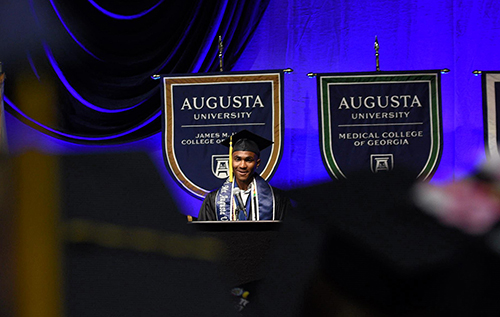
0,0,270,142
2,0,500,217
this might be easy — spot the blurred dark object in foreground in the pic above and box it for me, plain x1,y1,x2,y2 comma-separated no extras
248,170,500,317
1,151,238,317
60,151,237,317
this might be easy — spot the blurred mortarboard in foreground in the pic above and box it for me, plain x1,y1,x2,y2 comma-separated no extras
248,170,500,316
221,129,273,156
59,152,238,317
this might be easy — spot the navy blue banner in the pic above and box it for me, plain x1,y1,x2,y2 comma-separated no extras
482,72,500,160
318,71,443,180
161,71,284,198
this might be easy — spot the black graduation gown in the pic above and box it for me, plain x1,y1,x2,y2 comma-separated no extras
197,186,290,221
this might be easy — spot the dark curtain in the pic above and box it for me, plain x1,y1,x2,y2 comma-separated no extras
0,0,270,143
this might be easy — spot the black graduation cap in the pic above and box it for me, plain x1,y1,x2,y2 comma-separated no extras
221,129,273,156
249,171,500,316
59,152,238,316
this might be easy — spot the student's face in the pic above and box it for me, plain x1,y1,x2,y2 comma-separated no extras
232,151,260,187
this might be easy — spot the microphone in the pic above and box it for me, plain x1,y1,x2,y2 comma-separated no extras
233,188,247,219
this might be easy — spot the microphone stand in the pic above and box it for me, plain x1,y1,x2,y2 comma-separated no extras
233,189,248,220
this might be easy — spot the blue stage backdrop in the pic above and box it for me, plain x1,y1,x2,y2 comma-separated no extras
3,0,500,217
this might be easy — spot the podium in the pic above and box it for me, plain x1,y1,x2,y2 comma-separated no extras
191,221,282,287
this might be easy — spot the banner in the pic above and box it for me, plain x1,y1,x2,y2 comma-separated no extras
482,72,500,161
161,71,284,198
317,71,443,180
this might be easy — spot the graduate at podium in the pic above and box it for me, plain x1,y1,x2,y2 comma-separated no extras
197,130,290,221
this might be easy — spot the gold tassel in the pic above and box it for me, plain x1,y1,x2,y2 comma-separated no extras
228,135,233,182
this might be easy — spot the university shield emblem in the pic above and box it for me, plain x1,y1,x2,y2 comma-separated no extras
161,71,284,198
318,71,443,180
